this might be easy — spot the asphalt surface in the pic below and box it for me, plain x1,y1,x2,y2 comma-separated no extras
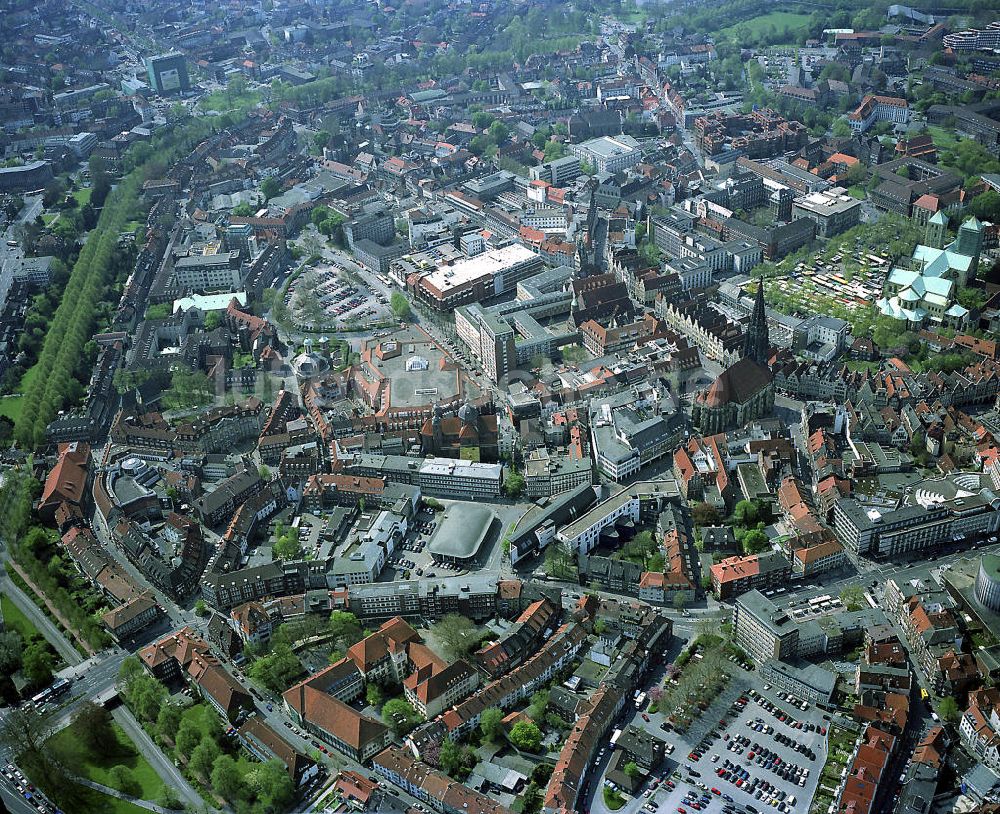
587,670,828,814
0,781,39,814
113,705,208,812
0,569,83,666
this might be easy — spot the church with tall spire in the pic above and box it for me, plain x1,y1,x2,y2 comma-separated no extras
690,279,774,433
742,279,771,367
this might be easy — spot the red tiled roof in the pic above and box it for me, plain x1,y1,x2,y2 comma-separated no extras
711,554,760,584
347,617,421,672
283,676,386,752
793,539,844,564
40,441,91,514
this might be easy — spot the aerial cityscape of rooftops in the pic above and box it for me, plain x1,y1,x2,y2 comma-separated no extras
7,1,1000,813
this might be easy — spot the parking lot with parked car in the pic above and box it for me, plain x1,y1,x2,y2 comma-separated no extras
286,263,394,329
382,510,468,580
598,669,829,814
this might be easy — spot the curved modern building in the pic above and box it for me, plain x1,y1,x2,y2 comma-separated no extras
943,22,1000,52
976,554,1000,611
428,504,495,564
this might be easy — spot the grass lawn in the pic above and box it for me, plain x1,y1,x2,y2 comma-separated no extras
0,394,25,423
47,719,162,800
199,89,261,113
15,363,41,396
41,212,59,226
72,187,92,207
0,593,41,641
718,11,810,39
927,124,959,151
603,787,627,811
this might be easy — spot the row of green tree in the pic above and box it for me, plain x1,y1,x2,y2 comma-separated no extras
0,470,110,651
15,114,229,448
119,658,294,813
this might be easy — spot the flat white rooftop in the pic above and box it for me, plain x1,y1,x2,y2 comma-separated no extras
173,291,247,313
579,134,641,158
421,243,537,293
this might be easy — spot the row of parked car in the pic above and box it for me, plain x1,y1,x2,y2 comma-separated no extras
688,692,749,761
3,763,60,813
713,757,799,813
674,787,716,812
727,734,812,784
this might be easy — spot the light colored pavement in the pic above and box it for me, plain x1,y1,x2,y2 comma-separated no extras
75,776,176,813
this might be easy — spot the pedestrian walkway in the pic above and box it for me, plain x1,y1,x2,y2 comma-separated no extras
110,706,223,813
6,560,97,656
74,778,173,814
0,570,83,665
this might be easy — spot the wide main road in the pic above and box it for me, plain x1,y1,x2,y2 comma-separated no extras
0,781,38,814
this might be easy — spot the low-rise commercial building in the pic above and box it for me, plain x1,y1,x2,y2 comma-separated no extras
523,448,593,499
345,208,395,250
556,479,682,554
758,659,836,704
589,387,682,482
791,188,862,238
343,454,503,500
792,539,847,578
712,550,793,599
570,135,642,173
833,494,1000,560
529,155,582,186
407,244,543,311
